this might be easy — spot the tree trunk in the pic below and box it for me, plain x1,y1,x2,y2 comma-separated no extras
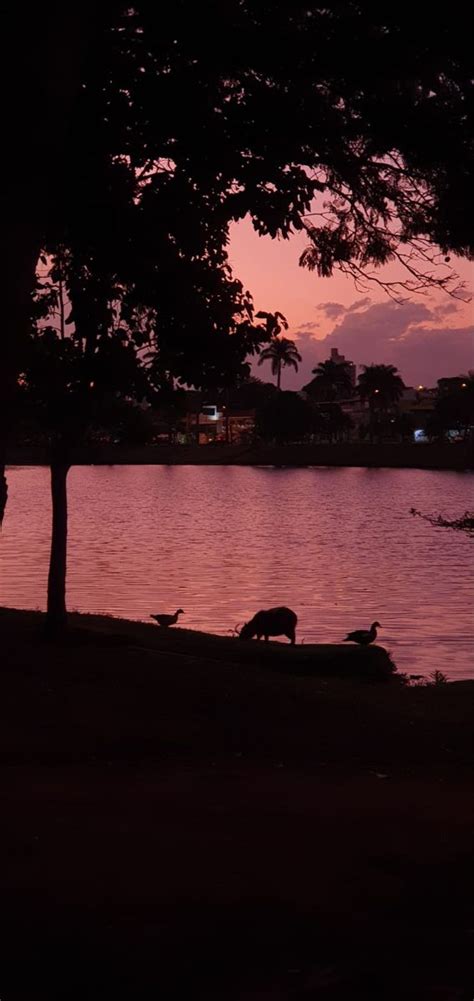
277,363,282,390
47,460,70,631
58,249,66,341
0,227,41,526
224,387,230,444
0,5,103,524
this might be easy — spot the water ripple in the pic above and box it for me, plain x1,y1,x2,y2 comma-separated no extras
1,465,473,679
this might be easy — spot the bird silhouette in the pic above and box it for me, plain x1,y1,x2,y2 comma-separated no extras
343,621,381,645
150,609,184,628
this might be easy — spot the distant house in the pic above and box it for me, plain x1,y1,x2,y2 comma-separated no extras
397,387,435,438
400,387,435,415
185,402,224,443
437,376,470,396
227,410,256,443
184,401,256,444
338,396,368,432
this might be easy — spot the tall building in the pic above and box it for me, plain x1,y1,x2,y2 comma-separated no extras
330,347,356,388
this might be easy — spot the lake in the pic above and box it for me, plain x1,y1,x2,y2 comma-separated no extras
1,465,473,679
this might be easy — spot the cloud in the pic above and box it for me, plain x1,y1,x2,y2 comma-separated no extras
316,297,372,320
347,297,372,312
317,300,473,387
254,296,473,390
392,326,474,386
430,299,465,320
263,299,474,390
317,301,347,319
323,300,430,352
297,320,320,332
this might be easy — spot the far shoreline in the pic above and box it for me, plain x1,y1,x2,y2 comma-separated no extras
6,440,474,471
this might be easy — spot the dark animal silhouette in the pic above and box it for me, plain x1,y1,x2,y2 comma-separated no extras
343,621,381,646
150,609,184,628
239,606,297,644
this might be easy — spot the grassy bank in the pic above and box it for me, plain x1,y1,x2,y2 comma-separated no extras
0,608,472,999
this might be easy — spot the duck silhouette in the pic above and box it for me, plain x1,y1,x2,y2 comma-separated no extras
150,609,184,628
343,621,381,646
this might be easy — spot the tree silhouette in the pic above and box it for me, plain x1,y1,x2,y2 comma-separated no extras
0,5,102,524
254,312,289,340
2,4,474,517
311,403,354,443
256,392,314,443
19,322,150,629
257,337,301,390
358,365,405,409
358,364,405,439
427,376,474,439
21,238,281,628
304,359,354,402
222,377,277,412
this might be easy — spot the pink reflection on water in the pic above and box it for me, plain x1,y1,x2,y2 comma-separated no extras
1,464,473,679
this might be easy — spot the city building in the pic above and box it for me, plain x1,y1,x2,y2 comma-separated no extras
329,347,357,387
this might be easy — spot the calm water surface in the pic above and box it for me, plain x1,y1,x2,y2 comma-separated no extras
1,465,473,679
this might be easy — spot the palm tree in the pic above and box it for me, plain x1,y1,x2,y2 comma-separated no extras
358,364,405,411
304,358,354,402
358,364,405,439
257,337,302,390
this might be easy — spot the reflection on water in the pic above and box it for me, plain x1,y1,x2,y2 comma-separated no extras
1,465,473,679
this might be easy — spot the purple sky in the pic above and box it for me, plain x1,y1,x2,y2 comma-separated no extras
229,219,473,389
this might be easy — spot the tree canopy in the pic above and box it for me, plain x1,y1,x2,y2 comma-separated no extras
256,392,315,443
38,3,474,339
257,338,302,390
358,364,405,410
304,360,355,402
68,4,473,282
427,377,474,438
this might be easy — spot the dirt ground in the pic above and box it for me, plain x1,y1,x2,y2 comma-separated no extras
0,608,472,999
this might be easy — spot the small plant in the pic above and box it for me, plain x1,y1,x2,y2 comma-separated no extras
395,672,410,686
429,670,448,686
405,670,448,687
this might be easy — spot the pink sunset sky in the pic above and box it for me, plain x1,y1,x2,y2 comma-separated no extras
229,219,474,390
